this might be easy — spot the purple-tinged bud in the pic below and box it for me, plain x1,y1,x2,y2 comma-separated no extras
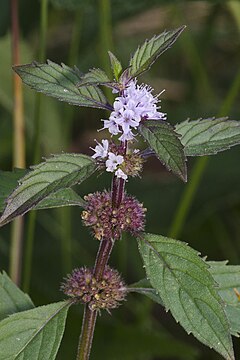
61,266,127,311
81,191,146,241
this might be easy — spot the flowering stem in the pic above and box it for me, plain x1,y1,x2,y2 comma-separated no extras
76,306,97,360
76,239,114,360
77,173,118,359
94,239,114,280
115,178,126,208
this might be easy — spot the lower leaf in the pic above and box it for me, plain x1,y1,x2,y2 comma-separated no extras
137,233,234,360
0,301,70,360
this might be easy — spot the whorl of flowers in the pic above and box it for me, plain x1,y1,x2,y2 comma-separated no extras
81,190,146,241
90,79,166,180
61,266,127,311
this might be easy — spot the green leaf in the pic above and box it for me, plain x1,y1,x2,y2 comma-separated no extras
138,233,234,360
175,117,240,156
129,278,164,306
77,68,112,86
13,61,111,110
0,153,96,227
108,51,123,80
139,121,187,182
34,188,85,210
129,26,186,78
0,272,34,321
0,301,70,360
0,169,28,213
209,261,240,337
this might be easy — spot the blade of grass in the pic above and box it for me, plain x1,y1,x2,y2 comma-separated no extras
169,68,240,239
98,0,113,102
59,9,83,275
10,0,26,286
22,0,49,292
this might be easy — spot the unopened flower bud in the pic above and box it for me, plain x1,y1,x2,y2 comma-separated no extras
61,266,127,311
81,190,146,241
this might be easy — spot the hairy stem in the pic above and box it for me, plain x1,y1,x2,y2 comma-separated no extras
76,306,97,360
77,170,123,359
10,0,26,285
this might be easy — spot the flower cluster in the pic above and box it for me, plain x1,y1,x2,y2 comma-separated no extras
91,140,144,180
61,266,127,311
103,79,166,141
81,190,146,241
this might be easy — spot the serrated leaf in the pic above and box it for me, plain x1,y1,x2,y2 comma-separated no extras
0,301,70,360
108,51,123,80
77,68,112,86
13,61,111,110
129,26,186,78
0,153,96,227
0,169,28,213
138,233,234,360
0,272,34,321
175,118,240,156
209,261,240,337
139,120,187,181
34,188,85,210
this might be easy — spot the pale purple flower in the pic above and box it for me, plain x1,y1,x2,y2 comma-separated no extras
115,168,128,180
119,130,135,142
102,79,166,141
103,118,120,135
106,152,124,172
91,139,109,159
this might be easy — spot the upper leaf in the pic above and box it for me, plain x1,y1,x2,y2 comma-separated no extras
0,301,70,360
139,120,187,181
108,51,123,80
129,26,186,78
0,271,34,322
13,61,111,110
209,261,240,337
77,68,111,86
0,153,96,227
138,233,234,360
175,117,240,156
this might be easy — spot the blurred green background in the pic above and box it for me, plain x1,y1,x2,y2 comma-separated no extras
0,0,240,359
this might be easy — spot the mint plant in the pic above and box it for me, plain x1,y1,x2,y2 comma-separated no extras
0,25,240,360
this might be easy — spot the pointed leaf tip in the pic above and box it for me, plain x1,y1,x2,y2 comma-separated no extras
139,121,187,181
175,117,240,156
14,61,110,109
129,25,186,78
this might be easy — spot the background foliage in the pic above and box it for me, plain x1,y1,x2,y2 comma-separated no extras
0,0,240,359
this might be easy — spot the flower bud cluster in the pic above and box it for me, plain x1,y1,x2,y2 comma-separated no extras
81,190,146,241
61,266,127,311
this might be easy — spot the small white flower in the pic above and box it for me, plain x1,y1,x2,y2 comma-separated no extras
91,139,109,159
115,168,128,180
103,118,120,135
106,152,124,172
119,130,135,142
